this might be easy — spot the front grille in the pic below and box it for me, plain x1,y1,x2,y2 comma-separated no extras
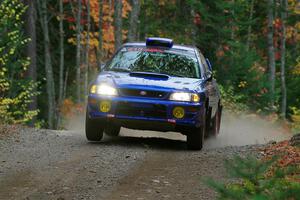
116,102,167,119
119,88,167,99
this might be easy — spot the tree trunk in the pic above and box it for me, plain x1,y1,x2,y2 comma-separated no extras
230,0,235,67
190,9,197,45
246,0,255,51
109,0,112,10
280,0,287,118
38,0,56,129
57,0,65,127
231,0,235,41
128,0,140,42
63,66,69,100
76,0,82,103
58,0,64,105
114,0,123,50
85,0,91,102
267,0,276,108
24,0,37,126
97,0,103,68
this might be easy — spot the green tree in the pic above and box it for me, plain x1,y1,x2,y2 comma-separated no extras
207,156,300,200
0,0,39,124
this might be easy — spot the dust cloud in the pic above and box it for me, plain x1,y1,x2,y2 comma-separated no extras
64,114,85,132
64,111,290,149
204,112,289,149
119,112,290,149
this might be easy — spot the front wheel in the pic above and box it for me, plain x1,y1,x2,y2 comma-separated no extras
105,125,121,137
85,111,105,141
186,126,205,150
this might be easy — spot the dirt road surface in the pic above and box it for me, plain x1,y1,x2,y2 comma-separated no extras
0,113,289,200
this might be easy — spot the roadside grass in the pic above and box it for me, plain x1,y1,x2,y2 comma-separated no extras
206,139,300,200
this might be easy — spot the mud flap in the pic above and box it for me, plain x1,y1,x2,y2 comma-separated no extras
205,107,212,138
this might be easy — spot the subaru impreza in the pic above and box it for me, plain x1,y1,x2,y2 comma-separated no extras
86,38,222,150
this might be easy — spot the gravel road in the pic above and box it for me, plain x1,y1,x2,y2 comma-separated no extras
0,113,289,200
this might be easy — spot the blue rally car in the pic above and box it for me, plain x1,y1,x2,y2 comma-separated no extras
86,38,222,150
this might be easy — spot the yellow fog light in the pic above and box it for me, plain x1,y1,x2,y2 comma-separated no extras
100,101,111,113
90,85,97,94
173,107,185,119
191,94,200,102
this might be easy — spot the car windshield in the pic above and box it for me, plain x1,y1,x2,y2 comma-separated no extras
106,47,201,78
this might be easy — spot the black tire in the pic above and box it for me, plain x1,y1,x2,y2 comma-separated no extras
186,126,205,150
205,107,212,138
211,108,220,137
85,111,104,141
187,105,207,150
218,105,222,131
211,106,222,137
105,125,121,137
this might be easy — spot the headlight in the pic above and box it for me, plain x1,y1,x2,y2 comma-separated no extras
90,84,118,96
169,92,200,102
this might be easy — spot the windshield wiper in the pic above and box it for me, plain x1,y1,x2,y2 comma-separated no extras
169,74,185,78
108,68,131,73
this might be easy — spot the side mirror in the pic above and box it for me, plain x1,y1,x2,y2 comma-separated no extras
99,63,106,71
206,58,212,71
206,72,213,81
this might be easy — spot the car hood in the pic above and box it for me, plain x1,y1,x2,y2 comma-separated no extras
95,71,203,92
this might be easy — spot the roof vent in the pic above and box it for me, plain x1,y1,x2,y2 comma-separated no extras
146,37,173,48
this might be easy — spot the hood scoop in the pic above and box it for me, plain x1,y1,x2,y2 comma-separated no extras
129,72,169,80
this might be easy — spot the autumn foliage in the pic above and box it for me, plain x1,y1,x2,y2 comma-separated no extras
60,98,84,118
262,140,300,169
66,0,132,57
1,0,299,129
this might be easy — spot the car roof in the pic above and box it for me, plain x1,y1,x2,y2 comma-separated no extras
123,42,197,53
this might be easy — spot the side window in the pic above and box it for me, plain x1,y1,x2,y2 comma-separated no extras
195,49,206,78
198,52,211,79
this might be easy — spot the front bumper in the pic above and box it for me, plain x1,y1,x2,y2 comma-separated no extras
87,94,205,132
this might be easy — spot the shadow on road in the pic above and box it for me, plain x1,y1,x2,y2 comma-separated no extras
88,135,188,151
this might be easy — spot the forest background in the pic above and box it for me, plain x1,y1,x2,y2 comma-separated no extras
0,0,300,132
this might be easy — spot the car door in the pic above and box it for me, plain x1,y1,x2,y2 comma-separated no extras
198,52,220,118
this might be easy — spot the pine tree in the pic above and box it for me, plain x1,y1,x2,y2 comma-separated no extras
206,156,300,200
